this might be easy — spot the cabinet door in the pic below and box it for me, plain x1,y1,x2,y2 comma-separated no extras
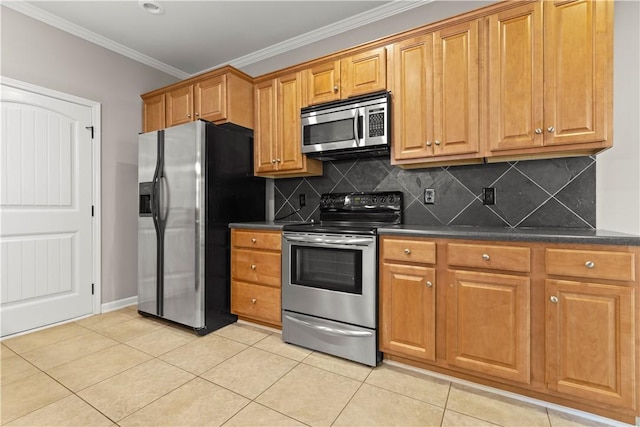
306,60,341,105
341,47,387,99
380,262,436,361
432,19,481,157
391,35,432,161
447,269,531,384
546,279,635,409
254,81,277,173
488,2,544,152
142,94,165,133
277,72,305,172
165,85,193,128
543,0,612,147
194,74,226,123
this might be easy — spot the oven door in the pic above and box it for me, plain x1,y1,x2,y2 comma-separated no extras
282,232,376,328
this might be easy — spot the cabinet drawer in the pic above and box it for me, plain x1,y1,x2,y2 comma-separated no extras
545,249,635,282
382,238,436,264
231,281,281,326
448,243,530,273
232,229,281,250
231,249,281,287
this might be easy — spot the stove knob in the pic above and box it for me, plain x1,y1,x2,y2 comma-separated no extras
389,195,395,203
381,196,386,204
372,196,377,203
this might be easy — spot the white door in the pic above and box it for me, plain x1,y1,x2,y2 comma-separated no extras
1,82,95,337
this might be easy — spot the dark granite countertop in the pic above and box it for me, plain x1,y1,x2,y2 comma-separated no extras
228,221,306,231
377,225,640,246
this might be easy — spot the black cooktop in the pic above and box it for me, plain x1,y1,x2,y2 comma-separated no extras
283,191,403,235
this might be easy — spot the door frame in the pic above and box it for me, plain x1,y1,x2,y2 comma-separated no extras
1,76,102,315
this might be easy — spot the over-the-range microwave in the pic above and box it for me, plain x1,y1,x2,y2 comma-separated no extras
300,91,391,161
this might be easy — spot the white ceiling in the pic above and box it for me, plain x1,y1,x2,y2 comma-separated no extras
6,0,433,79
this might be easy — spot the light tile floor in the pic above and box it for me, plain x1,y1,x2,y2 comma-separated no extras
0,307,627,427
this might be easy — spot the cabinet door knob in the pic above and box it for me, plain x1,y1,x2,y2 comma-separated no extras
547,126,555,132
251,298,257,304
435,140,441,146
251,264,256,270
195,112,200,117
585,261,595,269
534,128,542,134
404,248,411,254
426,141,432,147
550,296,559,303
482,253,490,261
251,238,257,243
333,85,339,93
271,159,276,164
187,114,191,118
276,158,281,163
426,281,433,287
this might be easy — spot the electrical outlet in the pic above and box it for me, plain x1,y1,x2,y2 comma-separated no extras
299,193,306,207
424,188,435,204
482,187,496,205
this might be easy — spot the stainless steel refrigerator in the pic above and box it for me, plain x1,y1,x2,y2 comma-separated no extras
138,120,265,335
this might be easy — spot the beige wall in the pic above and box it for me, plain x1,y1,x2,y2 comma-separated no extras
1,6,178,304
597,0,640,234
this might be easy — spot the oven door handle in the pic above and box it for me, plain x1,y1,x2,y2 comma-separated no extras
284,314,373,338
284,235,373,246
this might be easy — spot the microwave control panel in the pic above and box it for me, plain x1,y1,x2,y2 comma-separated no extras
368,109,385,138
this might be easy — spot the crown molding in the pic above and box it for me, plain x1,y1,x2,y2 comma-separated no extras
3,0,190,79
203,0,432,75
4,0,431,79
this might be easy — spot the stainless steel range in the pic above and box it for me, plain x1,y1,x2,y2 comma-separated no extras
281,191,403,366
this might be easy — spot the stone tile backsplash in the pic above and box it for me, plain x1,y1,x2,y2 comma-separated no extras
274,156,596,229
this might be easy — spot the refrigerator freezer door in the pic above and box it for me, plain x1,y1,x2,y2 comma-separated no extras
162,122,205,328
138,131,159,316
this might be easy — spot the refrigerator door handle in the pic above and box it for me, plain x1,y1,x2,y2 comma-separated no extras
159,176,170,222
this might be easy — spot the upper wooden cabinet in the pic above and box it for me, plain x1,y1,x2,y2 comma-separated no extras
254,72,322,178
141,66,253,133
487,0,613,157
142,93,165,134
305,47,387,106
391,20,482,167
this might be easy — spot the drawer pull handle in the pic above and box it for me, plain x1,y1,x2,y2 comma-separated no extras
404,248,411,255
251,298,257,304
251,265,256,270
550,296,559,303
426,281,433,288
251,238,257,243
482,253,490,261
585,261,595,269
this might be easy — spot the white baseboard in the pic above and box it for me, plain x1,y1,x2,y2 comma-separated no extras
101,296,138,313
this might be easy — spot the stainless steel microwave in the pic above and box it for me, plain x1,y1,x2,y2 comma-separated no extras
301,91,390,161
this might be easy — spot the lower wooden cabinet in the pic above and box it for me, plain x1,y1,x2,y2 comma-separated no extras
545,280,635,410
380,262,436,362
446,269,531,384
230,229,282,327
378,235,640,423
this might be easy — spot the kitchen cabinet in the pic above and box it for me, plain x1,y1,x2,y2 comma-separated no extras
305,47,387,106
446,243,531,384
230,229,282,327
545,248,636,410
378,234,639,424
254,72,322,178
379,237,437,362
487,0,613,157
142,93,165,134
391,19,482,167
141,66,253,133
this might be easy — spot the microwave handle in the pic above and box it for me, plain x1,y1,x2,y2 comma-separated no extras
353,108,360,144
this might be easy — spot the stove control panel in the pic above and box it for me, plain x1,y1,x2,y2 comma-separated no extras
320,191,403,212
